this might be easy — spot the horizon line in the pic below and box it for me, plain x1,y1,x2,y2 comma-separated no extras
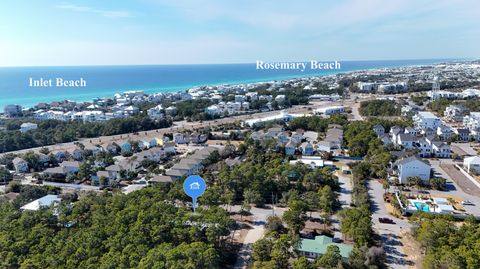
0,57,473,69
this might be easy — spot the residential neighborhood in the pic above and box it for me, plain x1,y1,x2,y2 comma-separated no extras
1,60,480,269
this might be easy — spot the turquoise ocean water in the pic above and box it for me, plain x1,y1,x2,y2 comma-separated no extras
0,59,447,110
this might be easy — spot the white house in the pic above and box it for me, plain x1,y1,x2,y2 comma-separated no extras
463,156,480,174
437,125,453,141
415,137,432,158
394,156,431,184
205,105,222,116
20,195,61,211
389,126,403,144
275,95,286,103
147,105,165,120
356,82,376,92
243,111,296,127
396,134,415,149
463,112,480,130
404,127,417,136
165,106,177,115
431,142,451,158
20,122,38,133
413,111,441,130
315,106,345,116
444,105,467,122
454,128,470,142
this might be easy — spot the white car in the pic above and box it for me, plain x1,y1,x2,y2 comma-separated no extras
461,200,474,206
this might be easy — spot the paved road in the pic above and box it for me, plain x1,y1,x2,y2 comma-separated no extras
432,159,480,196
368,180,413,269
336,170,353,207
452,142,478,156
429,159,480,216
0,101,349,157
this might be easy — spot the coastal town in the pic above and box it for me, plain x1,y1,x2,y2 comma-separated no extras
1,60,480,269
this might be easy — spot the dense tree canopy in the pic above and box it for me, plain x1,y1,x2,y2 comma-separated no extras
413,215,480,269
0,115,172,153
0,185,235,269
359,100,401,117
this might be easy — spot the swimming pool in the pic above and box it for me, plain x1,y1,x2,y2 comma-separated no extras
414,202,430,212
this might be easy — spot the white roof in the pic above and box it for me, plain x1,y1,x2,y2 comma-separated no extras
433,197,449,205
417,111,438,119
436,203,454,213
20,122,37,127
289,158,333,167
20,195,61,211
315,106,344,113
464,156,480,165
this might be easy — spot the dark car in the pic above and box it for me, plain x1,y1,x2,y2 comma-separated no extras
378,217,395,224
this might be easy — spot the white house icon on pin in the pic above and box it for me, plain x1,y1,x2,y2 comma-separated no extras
190,182,200,190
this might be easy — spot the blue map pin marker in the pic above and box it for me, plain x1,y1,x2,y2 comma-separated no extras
183,175,206,211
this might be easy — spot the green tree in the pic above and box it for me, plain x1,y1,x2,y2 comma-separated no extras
265,215,283,232
252,238,273,262
315,245,342,269
319,185,336,215
293,256,315,269
282,200,307,234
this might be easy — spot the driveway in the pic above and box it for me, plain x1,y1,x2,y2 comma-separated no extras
368,180,413,269
336,171,353,207
229,205,285,269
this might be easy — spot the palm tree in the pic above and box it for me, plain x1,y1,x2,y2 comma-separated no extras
430,202,438,213
425,201,432,212
383,180,390,194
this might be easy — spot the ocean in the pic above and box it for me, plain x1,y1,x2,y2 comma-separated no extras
0,59,446,110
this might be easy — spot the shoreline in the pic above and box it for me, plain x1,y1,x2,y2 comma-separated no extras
0,59,454,110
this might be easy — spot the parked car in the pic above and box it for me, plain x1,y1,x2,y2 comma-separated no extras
461,200,475,206
378,217,395,224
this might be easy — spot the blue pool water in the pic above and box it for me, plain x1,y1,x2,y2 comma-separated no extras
414,202,430,212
